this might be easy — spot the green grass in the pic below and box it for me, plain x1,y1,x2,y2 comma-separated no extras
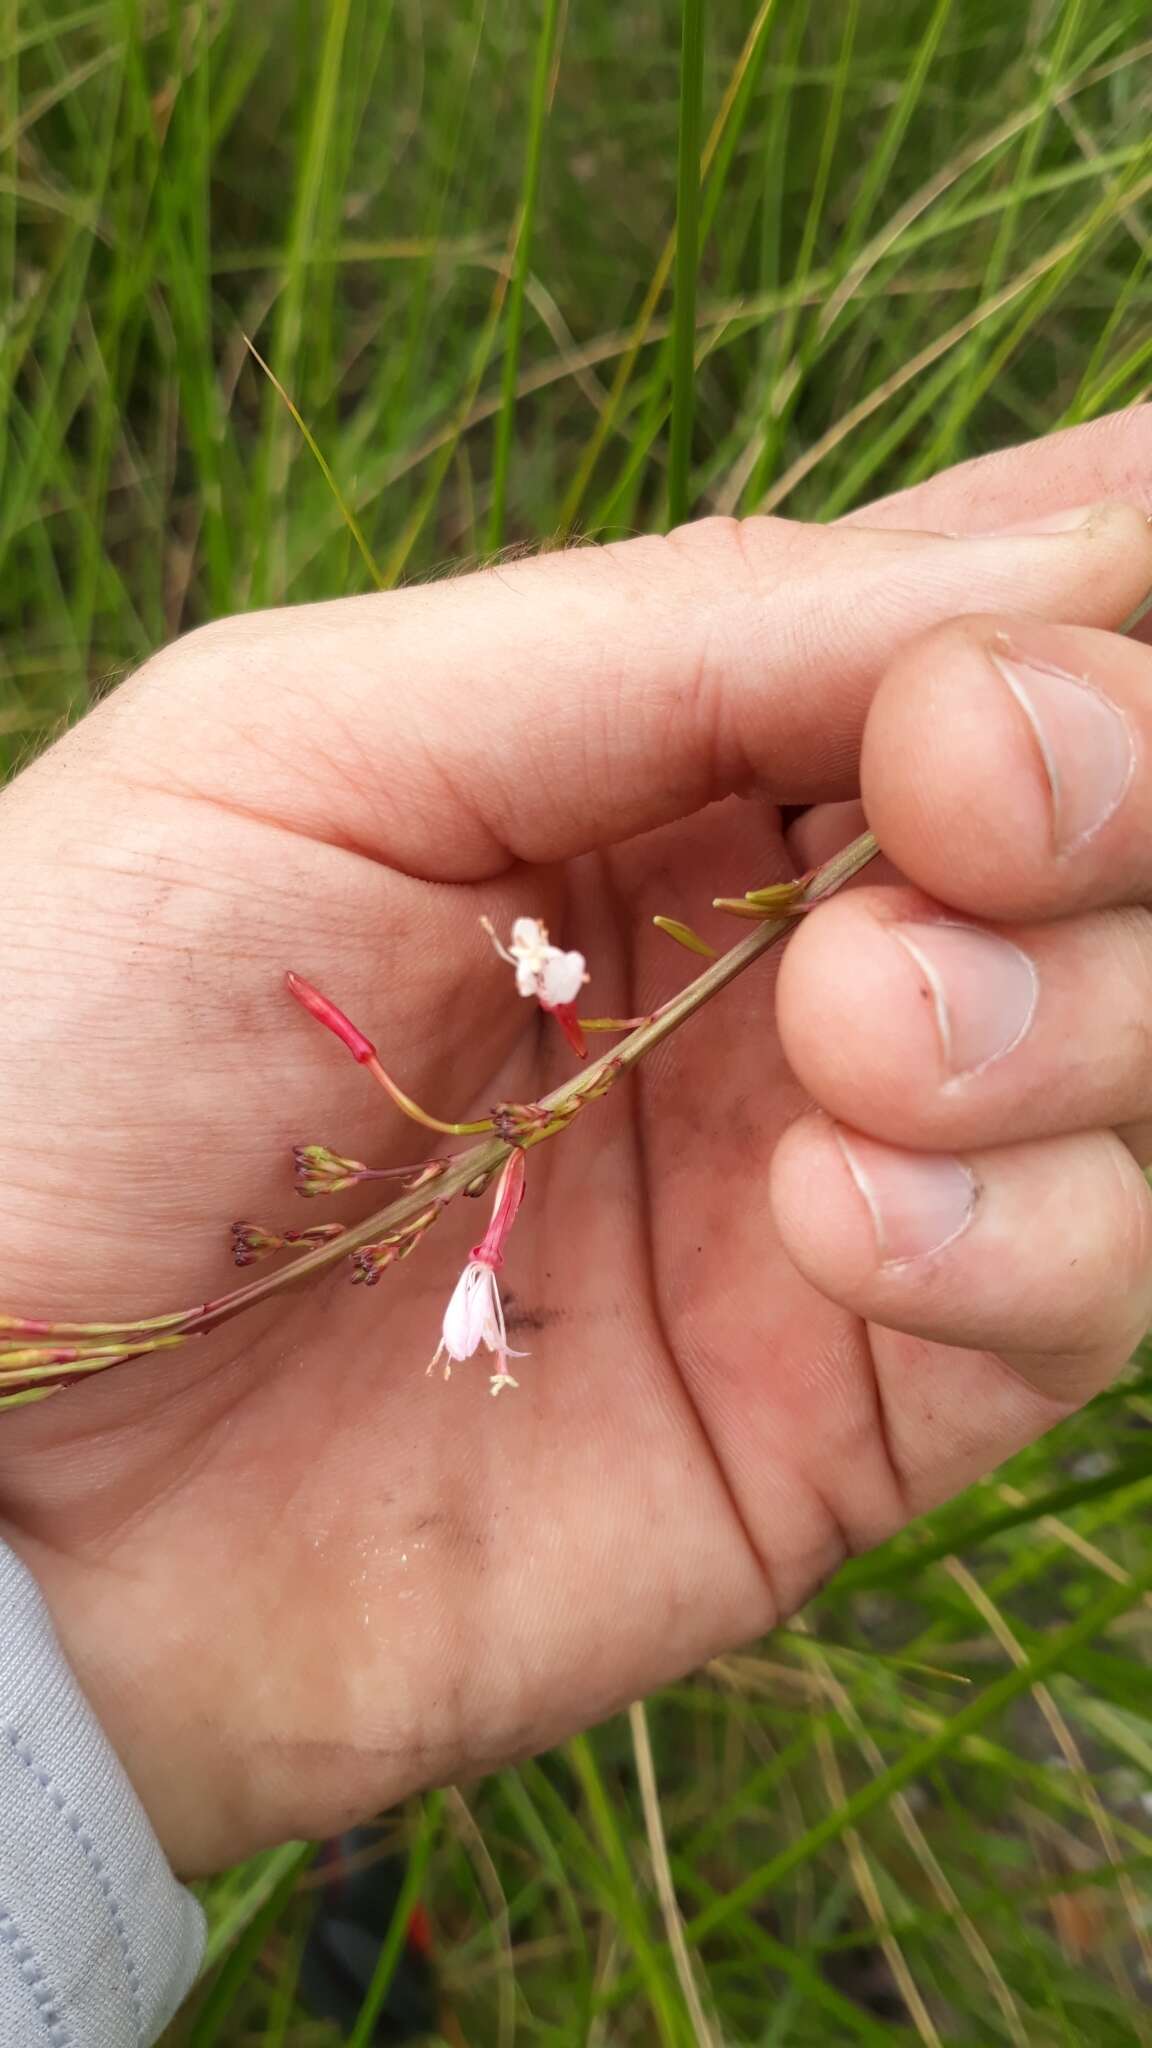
5,0,1152,2038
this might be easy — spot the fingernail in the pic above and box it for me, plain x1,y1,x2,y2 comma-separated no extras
836,1129,978,1265
991,642,1135,852
891,922,1037,1078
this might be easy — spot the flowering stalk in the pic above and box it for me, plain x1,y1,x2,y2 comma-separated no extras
0,830,878,1408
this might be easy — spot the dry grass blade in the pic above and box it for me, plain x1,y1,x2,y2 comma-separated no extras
628,1700,718,2048
241,335,384,589
1055,98,1152,258
444,1786,517,2048
998,1481,1152,1606
791,1618,1028,2048
811,1719,943,2048
944,1555,1152,2011
815,32,1152,342
749,172,1152,516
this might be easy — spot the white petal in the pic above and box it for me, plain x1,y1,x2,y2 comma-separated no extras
478,1273,528,1363
514,959,539,999
539,949,586,1006
510,916,548,958
440,1263,490,1360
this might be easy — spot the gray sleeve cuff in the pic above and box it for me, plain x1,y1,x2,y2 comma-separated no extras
0,1540,205,2046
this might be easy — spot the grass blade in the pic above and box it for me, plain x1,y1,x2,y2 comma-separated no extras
667,0,705,527
346,1793,443,2048
485,0,563,552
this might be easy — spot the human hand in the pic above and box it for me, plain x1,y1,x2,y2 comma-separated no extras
1,411,1152,1873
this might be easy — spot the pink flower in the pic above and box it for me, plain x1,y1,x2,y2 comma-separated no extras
432,1260,524,1395
428,1152,527,1395
483,916,587,1006
481,915,590,1058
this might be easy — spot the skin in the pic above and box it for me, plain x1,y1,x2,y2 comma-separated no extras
2,409,1152,1874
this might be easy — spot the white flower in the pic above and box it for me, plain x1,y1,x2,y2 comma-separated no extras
483,915,587,1009
429,1258,525,1396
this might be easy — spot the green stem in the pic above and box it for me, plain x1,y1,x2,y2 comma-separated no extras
366,1055,494,1136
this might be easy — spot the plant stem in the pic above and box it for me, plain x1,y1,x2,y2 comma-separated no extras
366,1055,494,1135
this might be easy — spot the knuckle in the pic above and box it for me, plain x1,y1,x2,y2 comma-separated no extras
662,513,797,587
666,512,749,557
149,611,275,680
128,613,301,739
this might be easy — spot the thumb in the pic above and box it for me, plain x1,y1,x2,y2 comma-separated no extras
134,503,1152,879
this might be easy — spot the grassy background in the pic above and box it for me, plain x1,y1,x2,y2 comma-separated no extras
5,0,1152,2038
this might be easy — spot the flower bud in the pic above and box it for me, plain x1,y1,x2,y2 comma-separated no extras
231,1220,345,1266
231,1222,282,1266
292,1143,369,1197
652,914,716,958
286,972,377,1064
350,1242,399,1287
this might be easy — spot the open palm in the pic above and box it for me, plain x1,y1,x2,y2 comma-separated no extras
3,412,1152,1872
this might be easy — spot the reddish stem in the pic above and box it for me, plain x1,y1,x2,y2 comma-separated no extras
471,1151,526,1268
547,1002,587,1060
